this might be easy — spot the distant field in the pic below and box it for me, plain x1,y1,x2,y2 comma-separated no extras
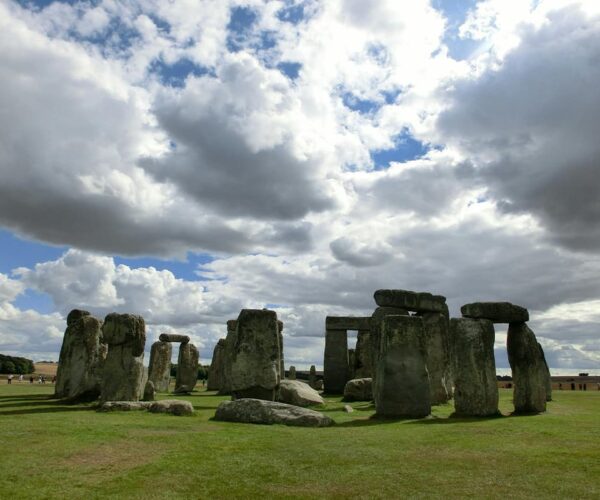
0,386,598,499
34,362,58,377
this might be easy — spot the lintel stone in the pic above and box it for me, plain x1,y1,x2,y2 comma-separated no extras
461,302,529,323
325,316,371,331
374,289,447,313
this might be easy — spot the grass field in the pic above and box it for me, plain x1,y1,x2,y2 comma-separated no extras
0,385,598,499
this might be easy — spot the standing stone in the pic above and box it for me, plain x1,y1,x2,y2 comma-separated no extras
538,342,552,402
420,312,451,405
308,365,318,389
323,329,348,394
369,306,409,395
288,365,296,380
507,323,547,413
175,343,199,394
450,318,498,417
278,320,285,381
374,315,430,418
100,313,146,402
219,320,237,395
207,339,226,391
230,309,281,401
55,310,106,400
148,340,172,392
143,380,155,401
348,348,356,380
354,329,372,378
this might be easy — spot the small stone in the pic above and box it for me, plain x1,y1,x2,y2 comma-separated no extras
277,380,324,407
343,405,354,413
143,380,155,401
214,399,334,427
343,378,373,402
98,401,151,412
461,302,529,323
148,399,194,416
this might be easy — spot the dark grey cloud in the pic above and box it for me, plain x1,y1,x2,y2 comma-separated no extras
437,5,600,252
330,236,393,267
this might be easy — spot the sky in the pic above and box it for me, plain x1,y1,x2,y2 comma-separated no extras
1,0,599,373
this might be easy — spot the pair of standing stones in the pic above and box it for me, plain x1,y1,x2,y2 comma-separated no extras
147,333,199,394
207,309,284,400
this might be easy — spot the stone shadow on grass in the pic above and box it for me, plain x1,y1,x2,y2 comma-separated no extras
0,405,95,416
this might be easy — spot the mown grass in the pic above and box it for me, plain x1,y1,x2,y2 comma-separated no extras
0,384,598,499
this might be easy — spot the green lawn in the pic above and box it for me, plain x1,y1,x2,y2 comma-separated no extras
0,384,598,499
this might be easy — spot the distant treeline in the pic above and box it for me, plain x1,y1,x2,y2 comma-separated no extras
0,354,35,374
170,364,209,380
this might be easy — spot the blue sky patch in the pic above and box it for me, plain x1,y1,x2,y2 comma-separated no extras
276,2,306,24
371,132,430,170
0,230,66,275
227,6,258,52
149,58,212,87
277,61,302,80
342,92,381,114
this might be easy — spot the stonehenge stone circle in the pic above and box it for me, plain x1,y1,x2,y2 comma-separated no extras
175,342,199,393
230,309,281,401
507,322,547,413
278,380,324,407
343,378,373,402
354,329,373,378
214,399,334,427
374,315,431,418
374,289,447,314
159,333,190,344
148,340,172,392
461,302,529,323
450,318,498,416
288,365,296,380
100,313,146,402
55,309,107,400
207,338,226,391
323,328,348,393
419,312,451,405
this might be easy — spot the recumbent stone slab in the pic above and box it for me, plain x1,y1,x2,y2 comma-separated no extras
277,380,324,407
343,378,372,402
214,399,333,427
461,302,529,323
374,315,431,418
450,318,498,417
374,289,447,313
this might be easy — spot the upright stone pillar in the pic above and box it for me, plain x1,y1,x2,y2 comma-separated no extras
148,340,172,392
507,323,547,413
354,329,372,378
348,348,356,380
309,365,317,389
219,320,237,395
175,343,199,393
288,366,296,380
420,312,451,405
278,320,285,381
450,318,498,416
538,342,552,402
230,309,281,400
207,339,226,391
55,309,106,400
323,329,348,394
374,315,430,418
100,313,146,402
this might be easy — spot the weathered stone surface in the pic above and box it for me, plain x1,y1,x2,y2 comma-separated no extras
98,401,151,411
374,289,447,313
207,339,226,391
214,399,334,427
538,342,552,402
461,302,529,323
149,399,194,416
343,378,372,402
374,315,430,418
450,318,498,417
343,405,354,413
354,330,372,378
420,312,451,405
278,380,324,407
348,349,356,380
325,316,371,331
100,313,146,402
507,323,547,413
159,333,190,344
148,341,172,392
143,380,155,401
55,310,106,400
219,320,237,395
313,379,323,391
278,320,285,381
288,366,296,380
369,307,409,395
323,329,348,394
308,365,318,389
175,343,199,393
230,309,281,400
